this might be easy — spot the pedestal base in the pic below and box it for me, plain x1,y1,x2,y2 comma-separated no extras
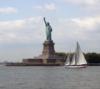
42,40,55,55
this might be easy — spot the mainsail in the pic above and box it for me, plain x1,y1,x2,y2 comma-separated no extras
65,54,70,65
75,42,87,65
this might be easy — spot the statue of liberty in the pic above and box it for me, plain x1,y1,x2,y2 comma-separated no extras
43,17,52,41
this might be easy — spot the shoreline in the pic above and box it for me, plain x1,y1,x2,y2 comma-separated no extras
4,62,100,66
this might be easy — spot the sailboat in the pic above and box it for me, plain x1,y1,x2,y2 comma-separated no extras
65,42,87,68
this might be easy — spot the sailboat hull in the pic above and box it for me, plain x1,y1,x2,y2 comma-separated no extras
65,65,87,68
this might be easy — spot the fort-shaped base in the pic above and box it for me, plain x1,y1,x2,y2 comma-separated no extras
22,40,65,65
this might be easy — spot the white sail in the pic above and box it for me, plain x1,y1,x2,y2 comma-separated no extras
65,54,70,65
76,42,87,65
70,54,76,65
65,42,87,68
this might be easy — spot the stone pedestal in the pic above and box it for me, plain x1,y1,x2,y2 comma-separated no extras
42,40,55,55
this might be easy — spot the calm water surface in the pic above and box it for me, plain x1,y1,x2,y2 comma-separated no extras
0,66,100,89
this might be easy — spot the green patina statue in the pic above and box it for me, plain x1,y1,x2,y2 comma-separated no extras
43,17,52,41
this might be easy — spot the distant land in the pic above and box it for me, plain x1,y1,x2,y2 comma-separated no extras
1,52,100,66
57,52,100,66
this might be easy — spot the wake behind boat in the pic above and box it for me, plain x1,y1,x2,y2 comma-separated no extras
65,42,87,68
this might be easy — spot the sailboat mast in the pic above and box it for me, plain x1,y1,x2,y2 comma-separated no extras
75,42,79,65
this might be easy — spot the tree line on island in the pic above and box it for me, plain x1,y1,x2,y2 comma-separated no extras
56,52,100,64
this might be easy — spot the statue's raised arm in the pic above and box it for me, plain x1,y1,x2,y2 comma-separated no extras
43,17,47,25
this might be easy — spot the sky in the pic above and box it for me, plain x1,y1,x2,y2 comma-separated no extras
0,0,100,62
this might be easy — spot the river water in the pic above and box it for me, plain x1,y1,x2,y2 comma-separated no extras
0,66,100,89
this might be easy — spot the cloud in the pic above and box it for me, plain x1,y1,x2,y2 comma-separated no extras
0,16,100,48
0,7,17,14
57,16,100,38
33,3,56,11
0,16,100,61
52,16,100,53
44,3,56,11
64,0,100,10
0,16,44,44
21,16,100,52
64,0,99,6
0,16,42,30
71,16,100,30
